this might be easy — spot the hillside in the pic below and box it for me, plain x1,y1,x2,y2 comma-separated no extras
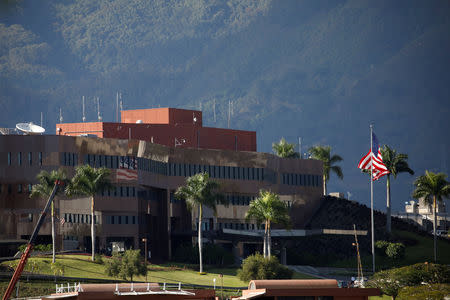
0,0,449,211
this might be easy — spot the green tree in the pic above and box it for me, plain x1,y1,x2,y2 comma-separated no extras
308,145,343,195
106,250,147,282
245,190,290,258
380,145,414,234
174,172,227,273
412,171,450,262
30,169,68,263
272,138,298,158
237,253,293,282
65,165,113,261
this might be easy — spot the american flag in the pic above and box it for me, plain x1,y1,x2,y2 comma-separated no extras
60,217,65,225
358,132,389,181
117,156,138,181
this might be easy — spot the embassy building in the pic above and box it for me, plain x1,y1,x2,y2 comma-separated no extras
0,108,323,260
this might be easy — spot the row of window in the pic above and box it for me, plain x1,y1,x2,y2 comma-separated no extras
282,173,321,187
195,222,263,231
99,186,136,198
61,152,78,166
104,215,138,225
7,152,42,166
0,184,32,194
63,213,97,224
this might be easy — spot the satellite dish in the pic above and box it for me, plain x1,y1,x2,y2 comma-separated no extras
136,120,143,124
16,122,45,135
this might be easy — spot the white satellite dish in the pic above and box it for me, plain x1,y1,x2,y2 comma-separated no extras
16,122,45,135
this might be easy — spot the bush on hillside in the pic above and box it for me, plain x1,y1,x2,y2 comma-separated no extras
375,240,405,260
105,249,147,282
94,254,104,264
375,240,389,256
385,242,405,260
367,262,450,299
18,244,52,253
397,283,450,300
237,253,293,282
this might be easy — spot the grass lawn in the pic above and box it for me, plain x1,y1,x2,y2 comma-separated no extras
329,230,450,271
1,255,248,287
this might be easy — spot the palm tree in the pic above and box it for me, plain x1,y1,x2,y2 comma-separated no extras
245,190,291,258
65,165,113,261
412,171,450,262
308,145,343,195
272,138,299,158
174,172,227,273
30,169,67,263
380,145,414,234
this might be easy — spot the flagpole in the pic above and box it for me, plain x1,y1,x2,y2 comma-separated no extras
370,124,375,274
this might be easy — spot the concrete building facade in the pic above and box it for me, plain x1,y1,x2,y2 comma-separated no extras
0,108,323,260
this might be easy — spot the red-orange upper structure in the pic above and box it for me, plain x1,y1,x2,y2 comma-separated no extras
56,108,256,152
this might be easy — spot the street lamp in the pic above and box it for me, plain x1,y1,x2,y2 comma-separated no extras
142,238,147,282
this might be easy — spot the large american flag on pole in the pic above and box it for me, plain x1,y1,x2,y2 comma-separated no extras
358,132,389,181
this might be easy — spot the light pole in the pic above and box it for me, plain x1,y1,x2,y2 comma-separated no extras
142,238,147,282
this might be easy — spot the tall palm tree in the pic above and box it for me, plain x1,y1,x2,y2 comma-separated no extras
174,172,227,273
245,190,291,258
65,165,113,261
308,145,343,195
412,171,450,262
30,169,68,263
272,138,299,158
380,145,414,234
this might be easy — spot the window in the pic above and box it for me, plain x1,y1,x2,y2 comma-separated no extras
132,216,136,224
39,152,42,166
118,216,122,224
7,152,11,165
28,152,32,165
28,184,32,193
18,152,22,166
18,184,22,193
125,216,129,224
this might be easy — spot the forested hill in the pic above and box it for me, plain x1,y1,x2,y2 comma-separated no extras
1,0,449,212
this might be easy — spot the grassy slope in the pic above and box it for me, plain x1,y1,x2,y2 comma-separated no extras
330,230,450,270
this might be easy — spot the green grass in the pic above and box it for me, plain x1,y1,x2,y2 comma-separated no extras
369,295,391,300
329,230,450,271
1,255,248,287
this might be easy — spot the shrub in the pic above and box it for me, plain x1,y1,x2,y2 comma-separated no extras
375,240,389,256
385,243,405,260
94,254,104,264
237,253,293,282
367,263,450,299
105,249,147,282
397,284,450,300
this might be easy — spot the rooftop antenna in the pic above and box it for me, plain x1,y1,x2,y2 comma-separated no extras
40,112,43,127
97,97,102,121
347,191,352,200
298,137,302,159
82,96,86,122
213,99,216,123
116,92,119,122
59,108,63,123
199,102,202,111
119,93,123,118
227,100,231,128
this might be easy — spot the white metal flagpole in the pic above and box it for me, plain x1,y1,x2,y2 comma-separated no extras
370,124,375,274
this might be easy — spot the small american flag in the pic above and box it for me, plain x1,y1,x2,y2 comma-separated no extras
60,217,65,225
